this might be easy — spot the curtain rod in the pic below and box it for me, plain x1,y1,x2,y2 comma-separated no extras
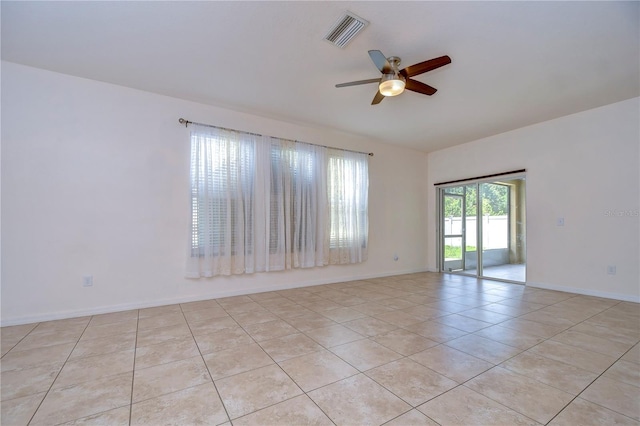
434,169,526,186
178,118,374,157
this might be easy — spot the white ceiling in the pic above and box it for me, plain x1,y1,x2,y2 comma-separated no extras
2,1,639,152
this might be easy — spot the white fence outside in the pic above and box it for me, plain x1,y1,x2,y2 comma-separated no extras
444,215,508,249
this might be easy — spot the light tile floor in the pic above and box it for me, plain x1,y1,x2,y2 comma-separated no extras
1,272,639,425
462,263,526,283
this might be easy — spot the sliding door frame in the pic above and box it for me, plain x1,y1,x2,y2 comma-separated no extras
440,192,467,272
436,171,526,284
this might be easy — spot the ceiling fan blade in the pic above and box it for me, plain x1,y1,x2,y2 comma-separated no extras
368,50,391,73
371,90,385,105
400,55,451,78
405,79,438,96
335,78,381,88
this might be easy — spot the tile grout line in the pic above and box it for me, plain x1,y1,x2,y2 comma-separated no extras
399,339,538,422
225,298,339,424
302,278,520,423
180,301,234,425
26,318,93,425
209,295,407,424
392,279,540,419
261,289,447,424
395,288,550,425
225,282,500,423
543,340,640,425
0,323,40,360
127,310,140,426
451,296,635,424
265,296,402,425
375,283,619,425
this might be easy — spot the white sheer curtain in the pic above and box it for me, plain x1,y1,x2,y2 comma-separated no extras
186,124,258,277
327,149,369,264
270,140,328,270
186,124,368,278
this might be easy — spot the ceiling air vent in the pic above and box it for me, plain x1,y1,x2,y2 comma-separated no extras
324,11,369,48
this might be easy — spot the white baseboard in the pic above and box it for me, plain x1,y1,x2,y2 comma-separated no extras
0,267,430,327
527,281,640,303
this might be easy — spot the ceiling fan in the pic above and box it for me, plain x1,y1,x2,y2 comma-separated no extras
336,50,451,105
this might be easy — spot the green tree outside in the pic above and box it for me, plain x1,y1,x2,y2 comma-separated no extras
444,183,508,217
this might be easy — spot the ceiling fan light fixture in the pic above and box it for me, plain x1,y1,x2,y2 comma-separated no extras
379,74,406,96
335,50,449,104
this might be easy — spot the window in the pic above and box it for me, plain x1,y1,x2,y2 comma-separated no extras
328,154,368,250
190,129,256,257
269,145,315,253
186,124,369,277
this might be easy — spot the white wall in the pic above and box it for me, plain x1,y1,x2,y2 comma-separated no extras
1,61,428,325
427,98,640,301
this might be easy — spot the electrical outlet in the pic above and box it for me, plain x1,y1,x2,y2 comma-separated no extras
607,265,616,275
83,275,93,287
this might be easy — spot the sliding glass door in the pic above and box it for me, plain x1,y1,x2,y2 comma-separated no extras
439,176,526,283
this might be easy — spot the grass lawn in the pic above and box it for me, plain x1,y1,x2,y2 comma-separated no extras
444,245,476,259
